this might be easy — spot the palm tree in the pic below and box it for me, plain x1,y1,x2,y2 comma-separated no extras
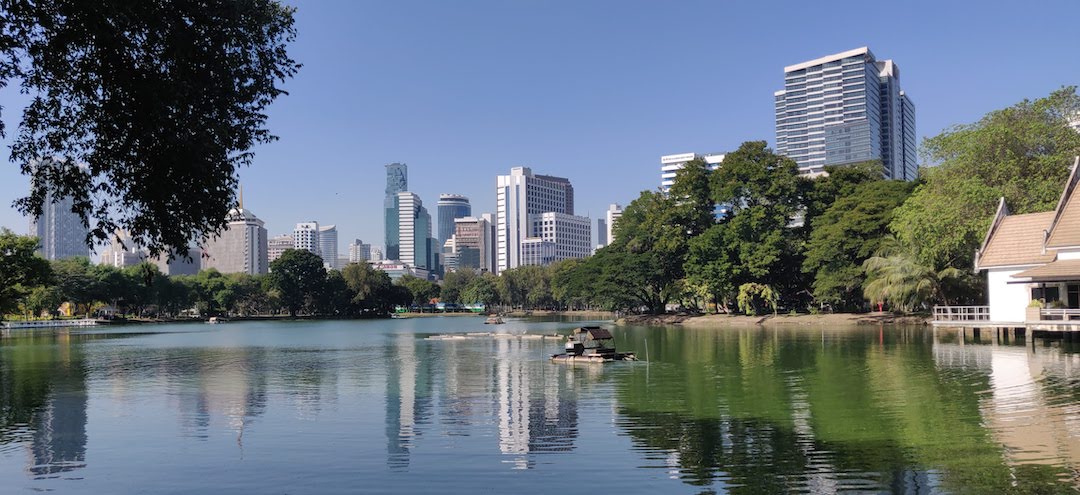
862,252,962,313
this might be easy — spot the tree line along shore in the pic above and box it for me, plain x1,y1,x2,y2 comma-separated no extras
2,88,1079,323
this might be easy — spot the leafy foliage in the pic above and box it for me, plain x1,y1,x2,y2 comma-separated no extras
891,87,1080,270
0,229,52,317
1,0,301,257
269,249,328,317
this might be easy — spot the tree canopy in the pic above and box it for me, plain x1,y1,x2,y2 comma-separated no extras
0,0,301,257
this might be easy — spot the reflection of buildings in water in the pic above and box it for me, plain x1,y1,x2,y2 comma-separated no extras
26,333,88,478
175,350,269,453
494,338,578,469
933,338,1080,478
27,378,87,477
385,334,433,469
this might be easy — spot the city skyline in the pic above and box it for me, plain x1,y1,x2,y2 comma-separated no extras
0,1,1078,250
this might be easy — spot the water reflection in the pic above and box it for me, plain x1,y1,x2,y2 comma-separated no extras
613,326,1080,494
0,330,89,478
2,322,1080,494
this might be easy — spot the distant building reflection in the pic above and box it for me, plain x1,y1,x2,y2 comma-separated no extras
385,334,434,469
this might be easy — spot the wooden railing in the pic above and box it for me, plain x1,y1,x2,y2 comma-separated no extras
1039,308,1080,321
933,306,990,322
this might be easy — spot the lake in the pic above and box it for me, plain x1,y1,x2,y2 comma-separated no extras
1,318,1079,494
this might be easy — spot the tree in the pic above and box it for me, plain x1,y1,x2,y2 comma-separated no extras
736,283,778,316
50,256,96,314
396,275,440,308
2,0,301,257
890,87,1080,271
440,269,478,305
341,262,396,314
862,251,963,313
0,229,52,318
802,180,915,310
460,273,500,307
694,141,803,304
269,249,326,317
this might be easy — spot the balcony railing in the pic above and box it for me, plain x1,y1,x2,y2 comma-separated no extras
932,306,990,322
1039,308,1080,321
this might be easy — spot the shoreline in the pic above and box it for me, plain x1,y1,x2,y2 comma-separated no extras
617,312,930,327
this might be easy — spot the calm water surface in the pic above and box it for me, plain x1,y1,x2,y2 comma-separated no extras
1,318,1079,494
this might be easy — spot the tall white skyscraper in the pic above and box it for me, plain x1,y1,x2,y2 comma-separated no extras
293,222,320,256
30,191,89,260
99,230,145,267
496,167,589,272
775,46,916,180
605,204,623,246
318,224,338,269
397,192,436,273
203,204,268,275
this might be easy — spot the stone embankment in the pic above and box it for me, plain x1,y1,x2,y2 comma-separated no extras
617,312,930,327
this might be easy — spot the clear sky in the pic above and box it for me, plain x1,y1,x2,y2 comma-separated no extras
1,0,1079,254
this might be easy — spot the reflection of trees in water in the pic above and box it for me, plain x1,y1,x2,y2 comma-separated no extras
614,326,1080,494
0,331,90,478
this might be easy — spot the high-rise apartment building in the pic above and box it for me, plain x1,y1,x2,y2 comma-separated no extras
318,224,338,269
437,194,471,247
348,239,372,263
775,47,916,180
660,153,724,192
496,168,590,271
384,163,408,261
30,191,89,260
293,222,320,256
268,234,294,263
203,205,268,275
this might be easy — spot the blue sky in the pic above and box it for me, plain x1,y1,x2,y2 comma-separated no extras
1,0,1079,253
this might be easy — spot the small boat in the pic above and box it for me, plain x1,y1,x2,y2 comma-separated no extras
208,316,224,324
484,316,504,325
551,326,636,363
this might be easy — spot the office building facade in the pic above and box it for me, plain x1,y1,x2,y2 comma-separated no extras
437,194,472,247
496,167,574,272
384,163,408,261
452,216,494,273
30,192,89,260
319,224,338,269
660,153,724,192
530,212,592,263
775,46,916,180
605,204,623,246
397,192,438,273
203,206,268,275
268,234,294,263
348,239,372,263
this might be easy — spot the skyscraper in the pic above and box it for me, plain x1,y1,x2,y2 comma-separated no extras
30,191,89,260
99,230,145,267
437,194,472,247
775,47,916,180
385,163,408,261
293,222,320,256
496,167,587,272
605,204,623,246
318,224,338,269
203,203,268,275
596,218,607,249
397,192,437,275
